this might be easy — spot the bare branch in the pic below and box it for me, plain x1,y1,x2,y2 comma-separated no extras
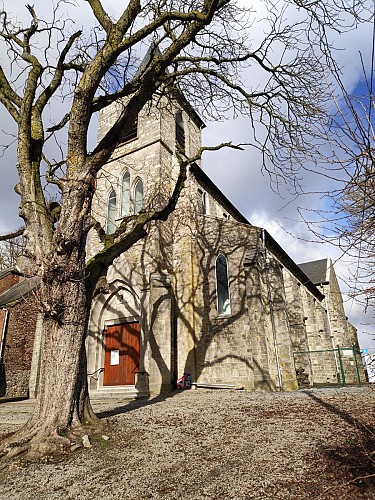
46,113,70,133
116,0,141,34
0,65,21,122
35,30,82,114
0,227,25,242
85,0,113,33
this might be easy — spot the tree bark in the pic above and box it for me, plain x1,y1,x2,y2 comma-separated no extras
1,244,100,459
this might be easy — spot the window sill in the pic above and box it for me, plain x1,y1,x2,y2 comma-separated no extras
117,135,138,146
213,314,233,321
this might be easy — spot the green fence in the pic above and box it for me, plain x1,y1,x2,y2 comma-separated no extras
293,343,363,388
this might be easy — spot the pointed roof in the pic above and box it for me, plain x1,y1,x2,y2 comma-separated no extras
135,44,206,129
134,42,162,78
298,258,328,285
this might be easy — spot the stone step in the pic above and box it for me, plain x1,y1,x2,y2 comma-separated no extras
89,386,148,400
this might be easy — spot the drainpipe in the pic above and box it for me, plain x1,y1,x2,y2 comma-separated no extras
324,294,340,383
189,169,198,382
262,230,283,391
0,308,9,363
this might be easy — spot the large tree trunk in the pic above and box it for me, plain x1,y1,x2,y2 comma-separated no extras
0,252,99,460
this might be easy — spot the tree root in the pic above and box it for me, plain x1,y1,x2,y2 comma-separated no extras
0,417,103,464
0,426,69,462
0,391,104,465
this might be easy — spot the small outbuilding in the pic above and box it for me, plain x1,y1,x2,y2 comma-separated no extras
0,268,41,398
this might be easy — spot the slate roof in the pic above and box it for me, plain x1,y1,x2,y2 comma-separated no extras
134,43,161,78
190,163,250,225
263,232,325,301
298,258,328,285
190,164,325,301
0,275,40,307
0,267,18,281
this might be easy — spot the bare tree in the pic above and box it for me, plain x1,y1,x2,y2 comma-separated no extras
0,232,25,270
332,80,375,309
297,73,375,311
0,0,368,459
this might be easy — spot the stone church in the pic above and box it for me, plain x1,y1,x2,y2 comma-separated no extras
0,84,364,399
85,89,364,399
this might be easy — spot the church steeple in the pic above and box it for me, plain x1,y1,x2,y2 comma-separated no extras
134,42,162,77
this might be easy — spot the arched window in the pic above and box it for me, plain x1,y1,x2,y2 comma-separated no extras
175,110,185,151
106,189,117,234
121,170,130,216
134,179,144,215
197,188,206,215
216,254,231,316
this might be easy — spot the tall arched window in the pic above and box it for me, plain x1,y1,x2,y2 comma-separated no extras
197,188,206,215
175,110,185,151
134,179,144,215
216,254,231,316
106,189,117,234
121,170,130,216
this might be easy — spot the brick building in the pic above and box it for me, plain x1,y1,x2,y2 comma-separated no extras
0,268,41,397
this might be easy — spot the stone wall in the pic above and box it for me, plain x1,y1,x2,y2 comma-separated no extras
282,258,364,387
323,265,351,346
245,243,274,391
170,176,300,391
191,216,256,389
87,93,204,397
262,258,297,391
3,369,30,398
283,270,312,385
87,91,362,397
147,274,174,393
88,93,202,260
320,264,364,384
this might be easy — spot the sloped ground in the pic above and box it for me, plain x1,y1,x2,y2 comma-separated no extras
0,387,374,499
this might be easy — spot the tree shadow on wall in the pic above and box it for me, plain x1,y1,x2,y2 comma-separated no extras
178,215,277,391
88,220,179,400
92,188,278,418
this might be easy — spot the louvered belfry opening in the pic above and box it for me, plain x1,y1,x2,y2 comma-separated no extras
175,110,185,150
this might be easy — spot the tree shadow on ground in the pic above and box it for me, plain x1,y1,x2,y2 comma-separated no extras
303,390,375,495
95,390,181,418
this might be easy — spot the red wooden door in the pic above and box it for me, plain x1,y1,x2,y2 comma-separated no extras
103,322,140,386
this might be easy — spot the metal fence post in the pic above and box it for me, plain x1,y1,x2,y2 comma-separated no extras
337,345,346,386
352,342,361,385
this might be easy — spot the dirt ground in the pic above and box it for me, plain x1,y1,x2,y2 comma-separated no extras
0,386,374,499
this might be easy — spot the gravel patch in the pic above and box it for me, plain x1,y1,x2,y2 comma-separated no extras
0,387,374,499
